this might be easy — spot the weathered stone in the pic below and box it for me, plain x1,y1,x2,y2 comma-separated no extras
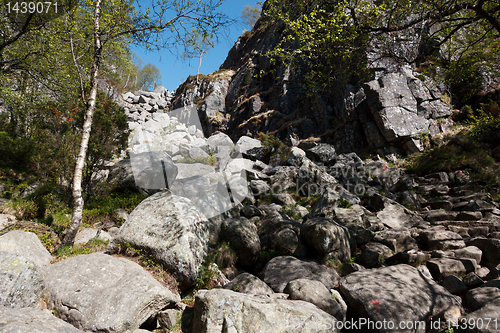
157,309,181,330
223,273,274,296
0,230,52,267
305,144,336,164
359,242,393,268
371,195,421,229
0,306,85,332
463,272,484,288
193,289,338,333
339,264,461,333
385,250,431,266
463,298,500,333
207,132,234,153
0,214,16,231
262,256,340,293
0,252,44,309
271,193,296,207
466,286,500,311
301,217,353,262
364,73,431,143
374,229,418,252
420,229,466,251
74,228,112,245
284,278,346,321
427,258,475,280
234,136,263,160
43,253,180,332
220,217,260,266
240,205,262,219
249,180,271,196
456,211,483,221
453,246,482,262
108,153,178,193
442,275,469,295
109,191,209,289
424,209,458,222
467,237,500,268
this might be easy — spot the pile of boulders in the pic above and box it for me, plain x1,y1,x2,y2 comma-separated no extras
120,86,175,124
1,106,500,333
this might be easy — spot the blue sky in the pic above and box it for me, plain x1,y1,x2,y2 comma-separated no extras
129,1,259,91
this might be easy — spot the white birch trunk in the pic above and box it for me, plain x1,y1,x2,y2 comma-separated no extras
61,0,103,246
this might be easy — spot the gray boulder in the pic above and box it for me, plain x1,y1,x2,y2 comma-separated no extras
300,217,353,262
234,136,263,160
466,286,500,311
0,306,84,333
262,256,340,293
223,273,274,296
442,275,469,295
74,228,112,245
220,217,261,266
193,289,338,333
0,252,44,308
463,298,500,333
364,72,431,142
207,132,234,153
426,258,476,280
0,230,52,267
373,195,422,229
284,278,346,321
109,191,209,289
339,264,462,333
0,214,16,231
359,242,393,268
467,237,500,268
305,144,336,164
42,253,180,332
420,229,466,251
108,152,178,193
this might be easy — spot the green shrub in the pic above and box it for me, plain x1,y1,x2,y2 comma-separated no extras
257,132,291,162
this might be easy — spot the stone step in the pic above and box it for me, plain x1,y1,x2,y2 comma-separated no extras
431,220,498,232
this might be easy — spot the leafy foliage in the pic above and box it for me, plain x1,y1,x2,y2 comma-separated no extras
264,0,500,97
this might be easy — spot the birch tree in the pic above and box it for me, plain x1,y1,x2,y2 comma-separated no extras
60,0,231,246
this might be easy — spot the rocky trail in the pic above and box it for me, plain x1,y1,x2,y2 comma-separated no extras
1,88,500,333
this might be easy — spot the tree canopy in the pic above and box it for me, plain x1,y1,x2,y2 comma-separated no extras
265,0,500,97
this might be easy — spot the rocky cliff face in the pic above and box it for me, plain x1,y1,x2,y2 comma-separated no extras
169,3,457,156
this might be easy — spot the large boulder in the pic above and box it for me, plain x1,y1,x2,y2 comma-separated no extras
421,229,466,251
42,253,180,332
207,132,234,153
364,72,432,142
107,152,178,193
234,136,263,160
284,278,346,321
193,289,338,333
74,228,112,245
223,273,274,296
0,306,85,333
262,256,340,293
109,191,209,289
467,237,500,268
300,217,354,262
340,264,461,333
463,298,500,333
0,230,52,267
220,217,260,266
0,214,16,231
0,252,44,309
